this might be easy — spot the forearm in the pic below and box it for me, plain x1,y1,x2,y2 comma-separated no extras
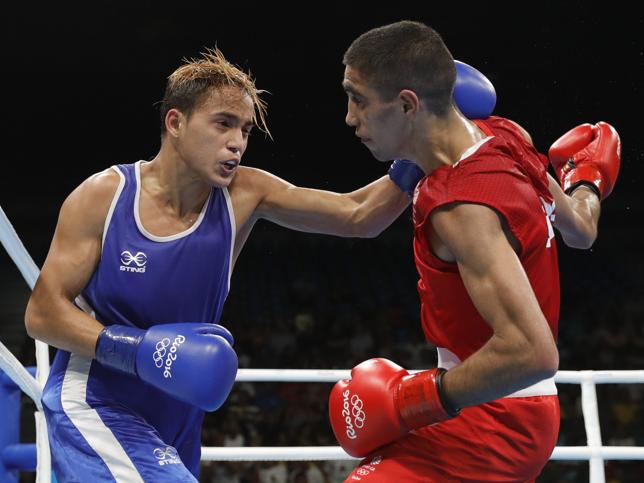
549,174,600,249
25,288,103,358
344,175,411,237
259,176,410,238
440,330,558,409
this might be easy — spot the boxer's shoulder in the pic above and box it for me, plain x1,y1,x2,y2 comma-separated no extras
59,167,122,235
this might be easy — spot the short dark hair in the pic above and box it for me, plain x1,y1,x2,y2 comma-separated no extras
343,21,456,116
159,48,269,137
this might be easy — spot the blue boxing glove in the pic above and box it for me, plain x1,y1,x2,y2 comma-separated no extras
453,60,496,119
95,323,238,411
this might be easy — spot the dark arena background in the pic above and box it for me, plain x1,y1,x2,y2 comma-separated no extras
0,2,642,482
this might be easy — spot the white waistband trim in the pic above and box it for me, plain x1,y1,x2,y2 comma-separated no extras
437,347,557,398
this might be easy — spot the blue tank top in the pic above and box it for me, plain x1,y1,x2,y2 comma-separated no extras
82,161,234,328
43,161,236,445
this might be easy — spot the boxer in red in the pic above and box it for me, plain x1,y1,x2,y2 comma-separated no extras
329,21,620,482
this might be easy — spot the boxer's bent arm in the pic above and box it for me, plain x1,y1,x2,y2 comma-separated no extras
547,173,600,249
505,119,600,248
430,203,559,409
251,167,409,237
25,170,119,357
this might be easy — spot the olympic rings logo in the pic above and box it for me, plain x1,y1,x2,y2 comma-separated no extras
153,338,171,368
341,389,366,440
151,335,187,378
350,394,366,428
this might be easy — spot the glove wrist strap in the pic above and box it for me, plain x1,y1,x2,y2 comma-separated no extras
95,325,144,376
388,160,425,197
564,165,604,199
396,368,459,430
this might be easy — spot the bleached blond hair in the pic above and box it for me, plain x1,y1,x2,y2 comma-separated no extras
160,48,270,137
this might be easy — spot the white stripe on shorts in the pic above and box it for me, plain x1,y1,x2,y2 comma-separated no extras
61,298,144,482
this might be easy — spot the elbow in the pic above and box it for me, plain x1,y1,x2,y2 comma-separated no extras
24,299,39,340
359,225,385,239
534,350,559,380
559,210,599,250
566,227,597,250
580,225,598,249
570,240,593,250
526,339,559,381
507,331,558,383
25,296,47,341
356,226,385,239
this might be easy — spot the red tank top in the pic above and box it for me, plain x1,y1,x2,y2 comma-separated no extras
412,116,559,362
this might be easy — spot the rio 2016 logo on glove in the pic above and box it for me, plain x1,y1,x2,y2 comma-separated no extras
152,336,186,378
342,389,366,440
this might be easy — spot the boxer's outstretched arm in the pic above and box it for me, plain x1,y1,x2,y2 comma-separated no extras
430,202,559,408
247,167,410,237
24,170,117,356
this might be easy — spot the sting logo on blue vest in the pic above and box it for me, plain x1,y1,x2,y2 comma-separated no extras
120,250,147,273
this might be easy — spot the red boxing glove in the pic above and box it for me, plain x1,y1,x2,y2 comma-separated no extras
328,358,458,458
548,121,621,199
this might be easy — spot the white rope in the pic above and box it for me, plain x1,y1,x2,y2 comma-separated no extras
202,446,355,462
0,205,50,387
200,445,644,462
236,368,644,384
1,203,50,482
553,447,644,460
0,206,40,289
0,340,42,409
555,370,644,384
236,369,351,382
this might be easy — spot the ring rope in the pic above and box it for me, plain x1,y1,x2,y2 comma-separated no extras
0,340,42,409
198,445,644,462
0,205,50,385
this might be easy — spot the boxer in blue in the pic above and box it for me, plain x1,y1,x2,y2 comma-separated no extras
23,48,430,483
23,47,591,482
